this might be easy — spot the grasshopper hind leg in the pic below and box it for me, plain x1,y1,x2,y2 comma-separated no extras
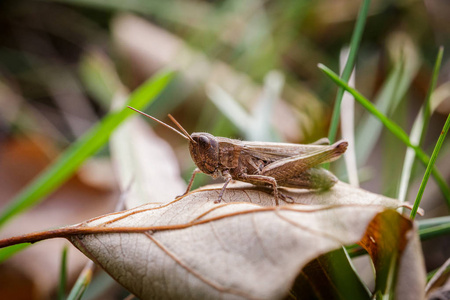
278,167,338,190
238,174,282,205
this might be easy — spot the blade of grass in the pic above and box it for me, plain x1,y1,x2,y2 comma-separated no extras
318,63,450,204
327,0,370,143
419,222,450,241
410,113,450,219
0,243,29,263
0,70,174,228
398,47,444,204
58,246,68,300
419,216,450,230
67,261,94,300
426,258,450,287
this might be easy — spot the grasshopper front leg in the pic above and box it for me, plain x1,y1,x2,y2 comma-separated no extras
177,168,202,198
178,168,233,203
216,171,232,203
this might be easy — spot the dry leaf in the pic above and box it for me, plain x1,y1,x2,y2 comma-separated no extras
63,182,420,299
360,209,426,299
0,182,425,299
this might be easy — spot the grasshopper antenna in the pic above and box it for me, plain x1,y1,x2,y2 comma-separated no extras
167,114,196,144
127,106,196,143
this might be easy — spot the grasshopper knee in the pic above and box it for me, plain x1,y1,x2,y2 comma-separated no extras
306,167,338,189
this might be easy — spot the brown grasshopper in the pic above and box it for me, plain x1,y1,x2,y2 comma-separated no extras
128,106,347,204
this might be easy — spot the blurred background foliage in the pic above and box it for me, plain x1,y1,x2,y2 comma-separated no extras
0,0,449,299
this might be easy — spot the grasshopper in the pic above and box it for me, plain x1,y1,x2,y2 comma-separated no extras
128,106,347,204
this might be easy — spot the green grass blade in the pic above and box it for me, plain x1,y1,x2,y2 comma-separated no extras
318,63,450,204
0,243,29,263
328,0,370,143
67,261,94,300
419,222,450,241
58,246,68,300
419,216,450,230
410,113,450,219
426,259,450,284
398,47,444,204
0,71,174,228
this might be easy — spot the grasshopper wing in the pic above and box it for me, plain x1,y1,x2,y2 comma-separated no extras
241,140,345,162
259,141,348,177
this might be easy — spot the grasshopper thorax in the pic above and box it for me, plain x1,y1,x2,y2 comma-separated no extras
189,132,219,175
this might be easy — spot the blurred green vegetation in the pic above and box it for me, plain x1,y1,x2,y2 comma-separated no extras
0,0,449,299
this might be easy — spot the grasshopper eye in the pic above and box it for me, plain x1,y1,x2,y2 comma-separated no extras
198,136,210,148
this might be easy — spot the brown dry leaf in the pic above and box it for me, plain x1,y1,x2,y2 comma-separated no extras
360,210,426,299
52,182,424,300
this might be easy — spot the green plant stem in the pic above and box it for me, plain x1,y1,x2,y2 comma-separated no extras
410,113,450,219
0,71,173,228
328,0,370,143
318,64,450,204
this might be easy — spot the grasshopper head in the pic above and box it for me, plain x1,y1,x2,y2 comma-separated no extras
189,133,219,175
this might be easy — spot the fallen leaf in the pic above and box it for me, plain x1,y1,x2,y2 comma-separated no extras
69,182,417,299
0,182,425,299
360,209,426,299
